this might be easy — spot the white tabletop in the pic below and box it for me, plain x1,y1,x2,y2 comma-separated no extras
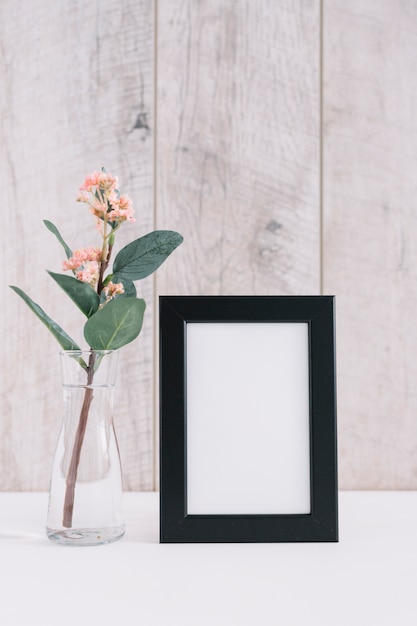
0,491,416,626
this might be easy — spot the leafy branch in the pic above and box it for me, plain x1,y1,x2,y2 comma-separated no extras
11,224,182,352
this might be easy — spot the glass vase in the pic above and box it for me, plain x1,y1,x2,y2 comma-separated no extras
46,350,125,546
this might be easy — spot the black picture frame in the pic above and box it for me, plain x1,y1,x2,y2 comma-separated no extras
159,296,338,543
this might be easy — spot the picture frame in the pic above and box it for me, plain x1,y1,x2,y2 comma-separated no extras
159,296,338,543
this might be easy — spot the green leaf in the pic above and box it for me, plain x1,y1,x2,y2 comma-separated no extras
84,297,146,350
47,271,100,318
9,285,81,351
43,220,73,260
113,230,183,281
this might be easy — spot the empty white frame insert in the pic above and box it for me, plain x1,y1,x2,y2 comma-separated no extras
186,322,311,515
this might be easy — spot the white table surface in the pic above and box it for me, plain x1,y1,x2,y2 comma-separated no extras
0,491,416,626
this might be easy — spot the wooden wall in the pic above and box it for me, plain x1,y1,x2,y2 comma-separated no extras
1,0,416,491
323,0,417,488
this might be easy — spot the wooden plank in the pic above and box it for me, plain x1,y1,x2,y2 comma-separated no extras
0,0,155,490
156,0,320,297
155,0,321,488
323,0,417,488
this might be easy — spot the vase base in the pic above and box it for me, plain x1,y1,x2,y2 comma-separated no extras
46,525,125,547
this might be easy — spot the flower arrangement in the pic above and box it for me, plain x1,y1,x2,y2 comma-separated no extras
11,169,182,354
10,169,183,531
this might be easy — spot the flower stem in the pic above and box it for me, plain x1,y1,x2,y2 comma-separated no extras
62,351,96,528
62,223,115,528
97,242,113,294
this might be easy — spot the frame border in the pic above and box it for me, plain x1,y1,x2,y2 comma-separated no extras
159,296,338,543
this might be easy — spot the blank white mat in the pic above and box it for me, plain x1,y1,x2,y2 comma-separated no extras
186,322,311,515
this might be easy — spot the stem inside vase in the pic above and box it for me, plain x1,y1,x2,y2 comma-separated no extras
62,351,96,528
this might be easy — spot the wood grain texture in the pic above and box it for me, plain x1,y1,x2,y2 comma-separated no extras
6,0,416,492
155,0,320,297
0,0,155,490
323,0,417,488
154,0,320,490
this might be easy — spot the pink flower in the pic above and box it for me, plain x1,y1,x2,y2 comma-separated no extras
103,281,125,302
88,199,107,220
79,171,118,193
76,169,135,230
63,247,102,272
108,194,135,223
65,249,100,286
75,262,99,287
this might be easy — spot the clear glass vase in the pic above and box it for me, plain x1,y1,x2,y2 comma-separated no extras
46,350,125,546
